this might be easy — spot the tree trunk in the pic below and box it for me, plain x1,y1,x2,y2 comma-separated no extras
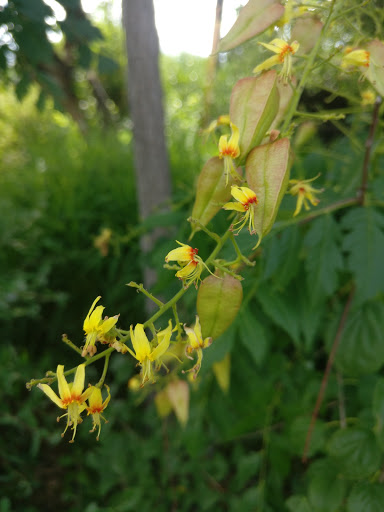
122,0,172,303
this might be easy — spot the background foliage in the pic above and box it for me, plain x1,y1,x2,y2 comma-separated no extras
1,1,384,511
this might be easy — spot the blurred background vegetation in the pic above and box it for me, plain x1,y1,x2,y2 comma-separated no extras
2,0,384,511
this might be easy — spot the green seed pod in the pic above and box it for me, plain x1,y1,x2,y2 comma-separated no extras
197,274,243,340
246,137,291,247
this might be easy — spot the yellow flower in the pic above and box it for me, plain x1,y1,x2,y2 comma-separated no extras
218,122,241,185
184,316,212,378
223,186,258,234
341,48,370,69
165,241,205,288
86,385,111,441
277,0,310,27
288,174,323,217
253,38,300,82
203,114,230,135
38,364,93,442
82,296,119,357
127,321,173,385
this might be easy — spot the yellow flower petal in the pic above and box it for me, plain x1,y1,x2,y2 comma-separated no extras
38,383,64,408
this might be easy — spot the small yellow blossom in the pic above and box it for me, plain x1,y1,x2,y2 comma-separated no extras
184,316,213,378
82,296,119,357
288,174,323,217
127,321,173,385
218,122,241,185
341,48,370,69
165,241,206,288
253,38,300,82
86,385,111,441
38,364,93,442
223,186,258,235
361,89,376,106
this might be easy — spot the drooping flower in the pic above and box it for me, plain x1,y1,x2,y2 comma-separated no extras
184,316,213,378
127,321,173,385
253,38,300,82
288,174,323,216
86,385,111,441
203,114,230,136
218,122,241,185
82,296,119,357
37,364,93,442
223,186,258,234
165,241,205,288
341,48,370,69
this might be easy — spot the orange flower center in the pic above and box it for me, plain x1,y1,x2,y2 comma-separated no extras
189,247,199,261
243,195,258,210
279,44,294,62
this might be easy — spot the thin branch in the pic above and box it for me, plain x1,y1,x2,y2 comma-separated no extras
302,287,355,463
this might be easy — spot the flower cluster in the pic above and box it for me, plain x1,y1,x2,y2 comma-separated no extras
38,364,110,442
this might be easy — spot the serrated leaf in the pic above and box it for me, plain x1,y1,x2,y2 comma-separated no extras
304,215,343,304
296,285,324,353
334,301,384,375
238,307,268,365
197,274,243,340
189,157,234,238
218,0,285,53
347,482,384,512
328,428,381,479
342,207,384,303
263,225,301,287
256,284,300,346
230,72,279,162
246,138,291,246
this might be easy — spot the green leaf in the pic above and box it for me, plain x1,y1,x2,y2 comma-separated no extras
334,301,384,375
230,72,279,162
246,138,291,246
372,378,384,424
308,461,346,512
98,54,119,75
342,207,384,303
238,307,268,366
262,225,301,287
256,283,301,346
289,417,326,458
328,428,381,479
286,496,313,512
365,40,384,97
197,274,243,340
304,215,343,304
347,482,384,512
296,286,324,353
189,157,233,238
218,0,284,53
15,75,31,102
